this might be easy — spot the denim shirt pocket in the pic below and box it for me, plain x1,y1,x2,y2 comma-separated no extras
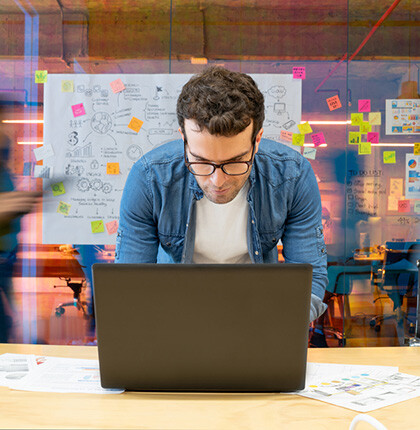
158,233,185,262
315,226,327,257
259,228,284,255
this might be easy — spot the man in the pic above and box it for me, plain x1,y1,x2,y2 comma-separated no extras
115,66,327,322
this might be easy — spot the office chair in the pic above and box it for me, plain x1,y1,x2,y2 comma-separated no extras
370,242,420,338
53,277,89,318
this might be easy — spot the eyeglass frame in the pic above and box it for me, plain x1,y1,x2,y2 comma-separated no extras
183,138,257,176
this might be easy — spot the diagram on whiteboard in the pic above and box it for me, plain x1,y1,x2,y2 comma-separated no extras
42,73,301,245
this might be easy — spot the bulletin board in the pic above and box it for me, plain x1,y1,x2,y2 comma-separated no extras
41,74,302,244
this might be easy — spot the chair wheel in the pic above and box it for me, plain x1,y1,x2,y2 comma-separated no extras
369,319,376,327
55,307,65,317
374,324,381,332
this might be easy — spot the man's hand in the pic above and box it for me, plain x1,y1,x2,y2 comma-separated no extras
0,191,42,223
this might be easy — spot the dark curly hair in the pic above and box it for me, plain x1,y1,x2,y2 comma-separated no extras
177,66,265,143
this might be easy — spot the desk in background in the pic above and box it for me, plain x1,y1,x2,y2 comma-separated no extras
1,343,420,429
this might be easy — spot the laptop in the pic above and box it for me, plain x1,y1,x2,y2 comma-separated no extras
92,263,312,392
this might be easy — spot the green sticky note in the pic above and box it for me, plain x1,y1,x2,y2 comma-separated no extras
414,201,420,214
91,220,105,234
57,201,71,216
360,122,372,134
349,132,361,145
35,70,48,83
292,133,305,146
351,113,363,126
383,151,396,164
358,142,371,155
51,182,65,196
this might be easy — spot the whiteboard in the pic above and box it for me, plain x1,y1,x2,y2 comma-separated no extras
42,73,301,244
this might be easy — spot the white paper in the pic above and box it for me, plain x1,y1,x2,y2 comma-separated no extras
405,154,420,199
33,144,54,161
3,354,123,394
0,353,36,387
43,73,301,244
297,362,420,412
385,99,420,135
33,164,53,178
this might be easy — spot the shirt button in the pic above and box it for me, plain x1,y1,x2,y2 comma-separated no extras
255,251,259,255
251,220,255,224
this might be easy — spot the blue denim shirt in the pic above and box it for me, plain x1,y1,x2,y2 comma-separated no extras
115,138,328,314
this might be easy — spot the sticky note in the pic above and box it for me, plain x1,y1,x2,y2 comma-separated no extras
414,143,420,155
360,122,372,134
91,220,105,234
358,99,371,112
71,103,86,117
297,122,313,135
311,132,326,147
388,196,398,211
106,220,119,235
61,80,74,92
292,133,305,146
383,151,396,164
127,117,144,133
33,144,54,161
303,147,317,160
292,67,306,79
367,132,379,143
326,95,342,111
398,200,410,213
57,201,71,216
414,201,420,214
280,130,293,142
368,112,381,125
351,113,363,126
34,70,48,83
51,182,65,196
358,142,371,155
107,162,119,175
348,132,361,145
110,78,125,94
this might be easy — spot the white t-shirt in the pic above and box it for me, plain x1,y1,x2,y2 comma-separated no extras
193,182,252,264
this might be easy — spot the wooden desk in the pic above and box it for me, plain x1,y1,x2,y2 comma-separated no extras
1,344,420,429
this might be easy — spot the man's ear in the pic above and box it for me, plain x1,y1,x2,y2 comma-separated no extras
178,127,185,141
254,128,263,154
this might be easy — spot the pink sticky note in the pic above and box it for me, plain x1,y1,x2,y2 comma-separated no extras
280,130,293,142
367,132,379,143
292,67,306,79
110,78,125,94
358,99,371,112
71,103,85,117
326,95,342,111
398,200,411,213
105,220,119,235
311,132,326,147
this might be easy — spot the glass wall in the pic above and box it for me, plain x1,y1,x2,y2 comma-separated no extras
0,0,418,346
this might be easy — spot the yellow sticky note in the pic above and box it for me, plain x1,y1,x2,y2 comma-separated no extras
414,143,420,155
51,182,65,196
61,80,74,92
297,122,313,135
292,133,305,146
91,220,105,234
368,112,381,125
383,151,396,164
358,142,371,155
57,201,71,216
127,117,144,133
360,122,372,134
348,132,361,145
35,70,48,83
351,113,363,126
107,162,119,175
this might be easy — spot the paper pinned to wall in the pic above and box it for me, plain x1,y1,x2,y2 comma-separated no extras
43,74,301,244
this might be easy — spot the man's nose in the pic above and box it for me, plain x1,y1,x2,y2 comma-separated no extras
210,167,228,187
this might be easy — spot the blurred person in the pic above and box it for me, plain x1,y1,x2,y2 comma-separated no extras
0,132,41,342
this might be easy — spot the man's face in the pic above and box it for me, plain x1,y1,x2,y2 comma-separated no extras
181,119,263,204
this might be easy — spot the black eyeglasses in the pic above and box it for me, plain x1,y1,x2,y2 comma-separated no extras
184,140,256,176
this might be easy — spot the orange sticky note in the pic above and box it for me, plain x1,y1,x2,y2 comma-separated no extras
128,117,144,133
326,95,342,111
110,78,125,93
398,200,411,213
106,220,119,235
107,162,119,175
280,130,293,142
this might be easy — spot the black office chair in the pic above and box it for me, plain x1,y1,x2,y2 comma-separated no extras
370,242,420,338
54,277,89,318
